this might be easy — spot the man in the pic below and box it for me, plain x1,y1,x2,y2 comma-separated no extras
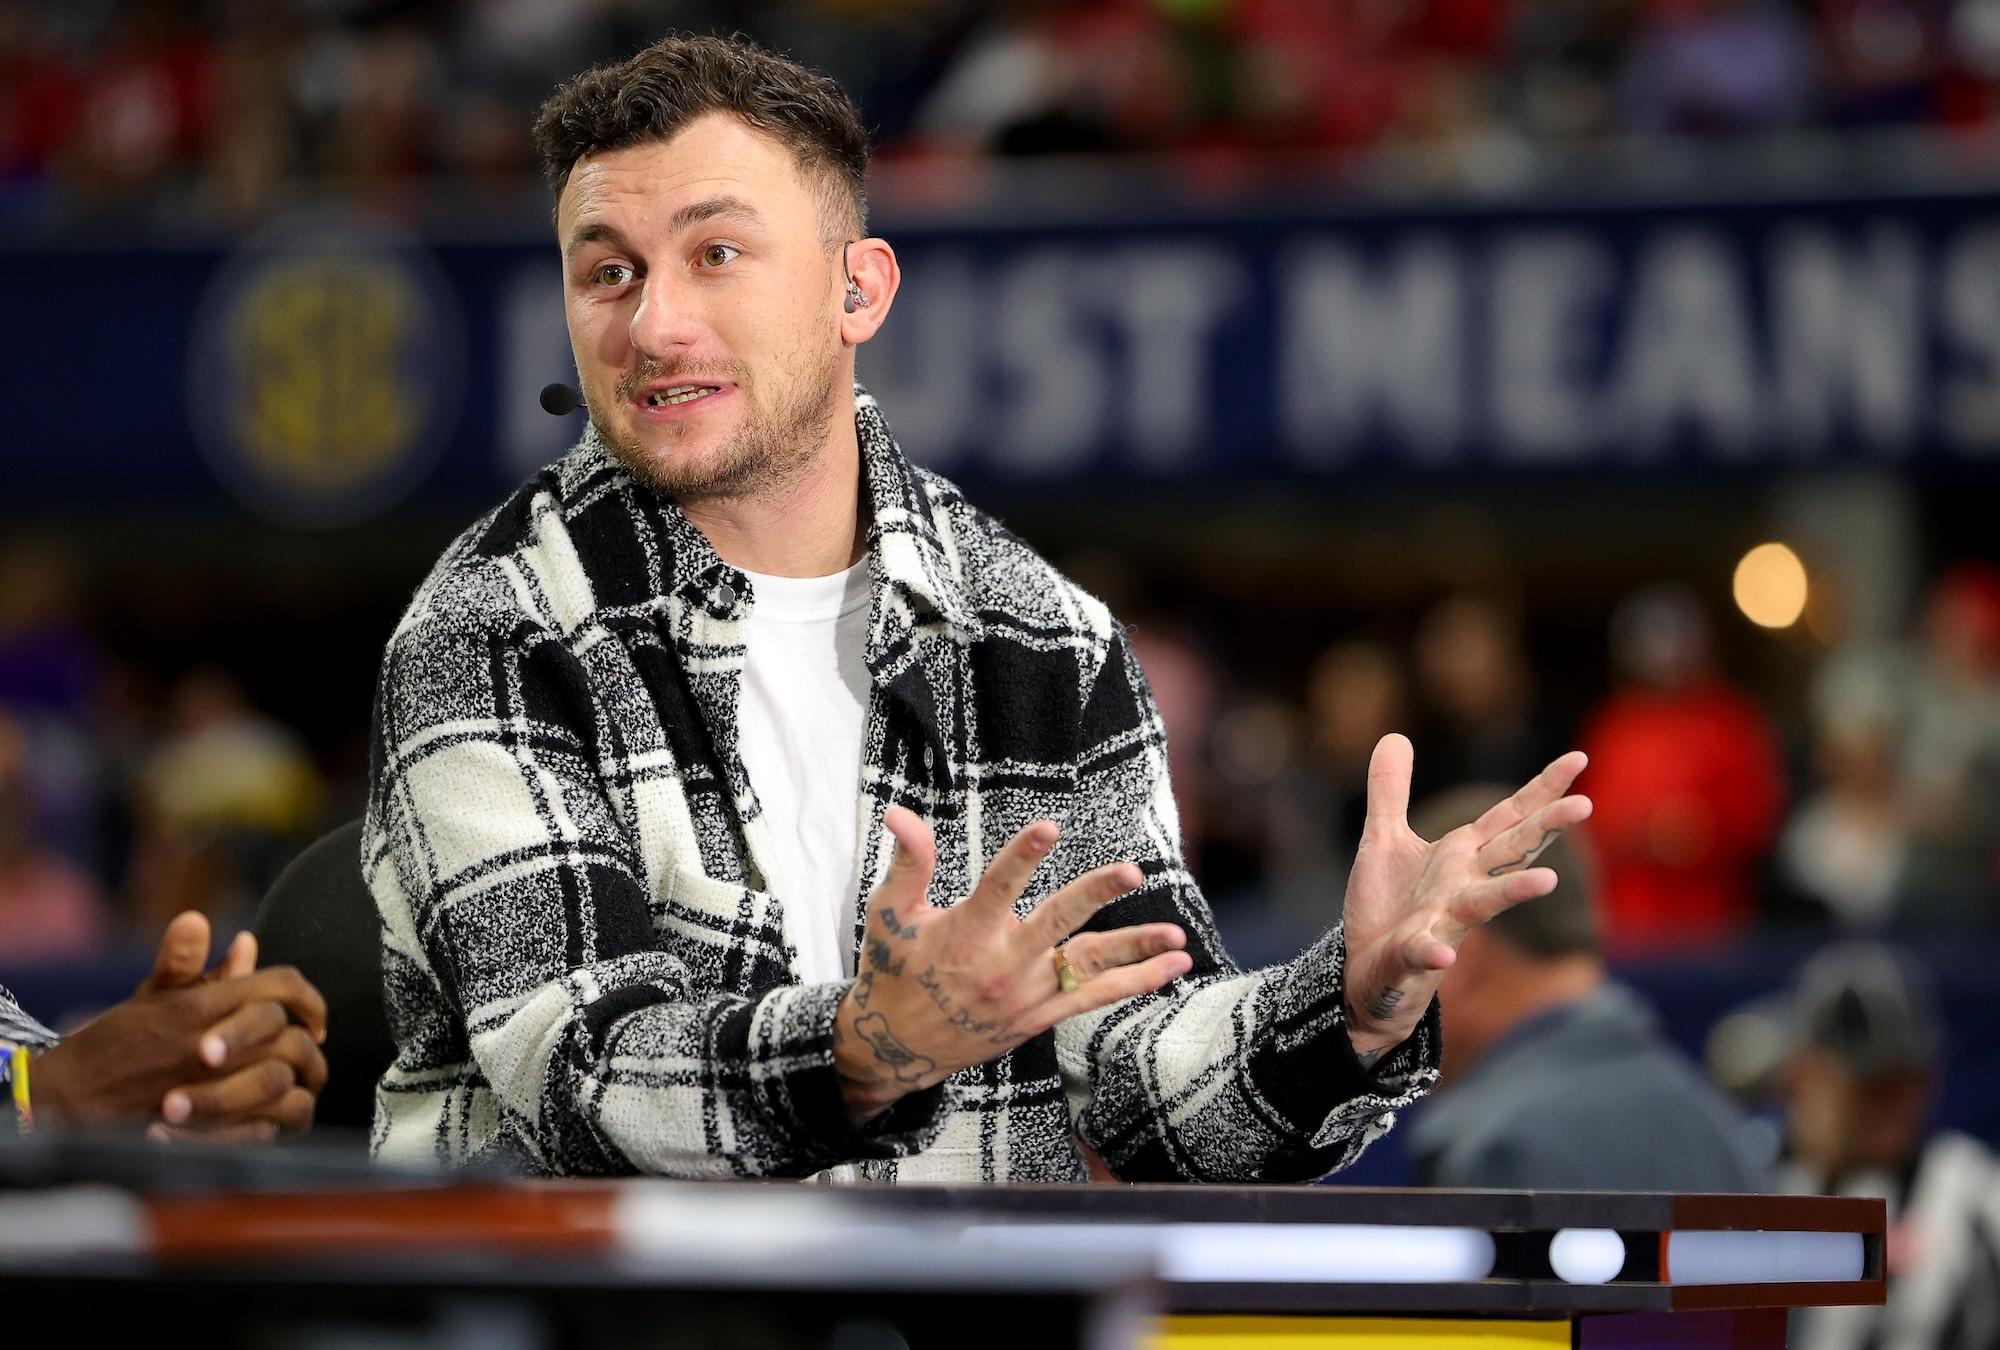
3,910,328,1141
365,34,1590,1181
1404,786,1765,1192
1775,944,2000,1350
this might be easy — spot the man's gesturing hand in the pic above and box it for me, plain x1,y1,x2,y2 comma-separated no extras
833,806,1193,1123
1340,735,1591,1065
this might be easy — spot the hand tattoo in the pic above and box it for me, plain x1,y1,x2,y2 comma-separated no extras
864,936,904,977
878,907,921,940
854,1012,936,1085
1487,827,1563,877
1364,986,1407,1022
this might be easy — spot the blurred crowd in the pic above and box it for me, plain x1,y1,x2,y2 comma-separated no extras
4,519,1999,965
1128,560,2000,963
8,0,2000,223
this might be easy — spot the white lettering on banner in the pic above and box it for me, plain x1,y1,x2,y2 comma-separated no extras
501,262,578,477
1098,245,1245,470
1612,230,1761,458
1769,225,1922,452
1490,232,1610,461
855,251,981,469
1941,226,2000,456
1281,237,1463,465
989,249,1109,475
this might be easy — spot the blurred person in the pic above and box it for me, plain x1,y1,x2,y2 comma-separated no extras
0,710,112,965
2,910,327,1143
0,540,106,865
1619,0,1815,135
1893,564,2000,927
1406,784,1766,1191
128,668,324,934
1771,943,2000,1350
1411,591,1547,802
366,33,1593,1181
1777,659,1909,931
1577,585,1785,955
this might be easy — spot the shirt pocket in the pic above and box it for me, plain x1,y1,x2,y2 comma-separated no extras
649,863,798,996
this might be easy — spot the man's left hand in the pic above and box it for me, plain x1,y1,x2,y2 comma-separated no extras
1340,735,1591,1066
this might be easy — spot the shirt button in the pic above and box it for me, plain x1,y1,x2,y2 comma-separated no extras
717,582,738,607
922,745,934,771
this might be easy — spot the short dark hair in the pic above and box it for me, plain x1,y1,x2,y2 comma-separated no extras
1409,784,1600,959
531,33,869,240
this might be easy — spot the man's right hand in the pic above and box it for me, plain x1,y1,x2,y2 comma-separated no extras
832,807,1193,1123
33,912,328,1140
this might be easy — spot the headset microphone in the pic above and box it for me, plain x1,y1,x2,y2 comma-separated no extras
539,383,584,416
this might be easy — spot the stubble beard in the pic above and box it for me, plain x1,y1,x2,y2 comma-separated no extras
593,339,843,504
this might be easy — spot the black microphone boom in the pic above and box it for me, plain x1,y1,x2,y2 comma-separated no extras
540,383,584,416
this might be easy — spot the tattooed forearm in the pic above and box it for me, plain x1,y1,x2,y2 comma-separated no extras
1486,827,1564,877
854,1012,936,1085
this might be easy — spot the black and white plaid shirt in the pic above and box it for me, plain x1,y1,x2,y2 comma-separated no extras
0,987,57,1051
364,385,1440,1181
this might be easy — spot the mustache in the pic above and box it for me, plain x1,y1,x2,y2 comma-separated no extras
616,361,745,401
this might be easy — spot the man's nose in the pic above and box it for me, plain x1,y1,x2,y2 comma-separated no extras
628,276,703,358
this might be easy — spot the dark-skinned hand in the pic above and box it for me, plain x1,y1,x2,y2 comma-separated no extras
32,911,328,1142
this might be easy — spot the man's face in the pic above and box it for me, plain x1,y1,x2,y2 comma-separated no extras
556,113,847,500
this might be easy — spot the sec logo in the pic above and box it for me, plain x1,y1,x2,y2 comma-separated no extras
188,213,463,526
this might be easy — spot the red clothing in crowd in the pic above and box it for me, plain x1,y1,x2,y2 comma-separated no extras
1578,679,1786,955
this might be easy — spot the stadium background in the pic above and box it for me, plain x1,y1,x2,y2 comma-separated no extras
1,0,1998,1183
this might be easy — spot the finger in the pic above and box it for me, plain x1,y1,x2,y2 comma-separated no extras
1469,750,1589,842
147,1120,280,1147
263,1085,317,1133
1014,863,1144,952
139,911,212,995
961,820,1060,926
1437,867,1560,944
1033,949,1194,1031
218,931,257,981
868,806,939,935
196,999,288,1070
1363,734,1414,835
1475,794,1593,876
194,967,329,1044
264,1025,328,1094
1060,923,1187,979
160,1058,297,1125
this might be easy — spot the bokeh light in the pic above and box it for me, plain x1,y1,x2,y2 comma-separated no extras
1733,543,1809,630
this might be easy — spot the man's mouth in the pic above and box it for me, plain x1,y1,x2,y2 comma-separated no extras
641,384,722,408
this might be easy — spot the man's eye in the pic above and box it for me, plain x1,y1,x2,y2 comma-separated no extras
699,244,740,268
592,263,630,287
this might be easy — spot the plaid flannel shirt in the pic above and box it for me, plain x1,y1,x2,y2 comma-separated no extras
364,385,1440,1181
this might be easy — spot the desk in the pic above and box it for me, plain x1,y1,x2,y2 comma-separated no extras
0,1140,1882,1349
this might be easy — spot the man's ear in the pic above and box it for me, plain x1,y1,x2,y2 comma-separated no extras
839,237,900,345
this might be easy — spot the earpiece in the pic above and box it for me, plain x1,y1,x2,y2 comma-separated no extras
841,240,870,314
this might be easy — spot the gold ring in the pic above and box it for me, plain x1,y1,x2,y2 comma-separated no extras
1053,947,1081,995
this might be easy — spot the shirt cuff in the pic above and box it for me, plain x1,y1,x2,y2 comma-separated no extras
747,980,950,1167
1243,923,1444,1150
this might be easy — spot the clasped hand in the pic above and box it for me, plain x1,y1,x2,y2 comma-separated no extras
34,911,328,1142
833,807,1192,1122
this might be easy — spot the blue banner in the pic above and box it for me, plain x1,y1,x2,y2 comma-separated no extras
6,190,1999,523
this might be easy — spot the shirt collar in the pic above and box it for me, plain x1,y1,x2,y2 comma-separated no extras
569,382,980,641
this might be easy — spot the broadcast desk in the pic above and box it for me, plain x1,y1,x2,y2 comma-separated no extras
0,1139,1881,1349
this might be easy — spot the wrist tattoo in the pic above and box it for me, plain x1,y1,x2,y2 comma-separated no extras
854,1012,935,1085
1364,986,1407,1023
1487,827,1563,877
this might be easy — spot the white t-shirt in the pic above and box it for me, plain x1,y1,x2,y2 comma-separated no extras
735,560,872,985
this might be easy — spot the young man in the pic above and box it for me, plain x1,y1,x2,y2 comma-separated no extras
365,34,1590,1181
